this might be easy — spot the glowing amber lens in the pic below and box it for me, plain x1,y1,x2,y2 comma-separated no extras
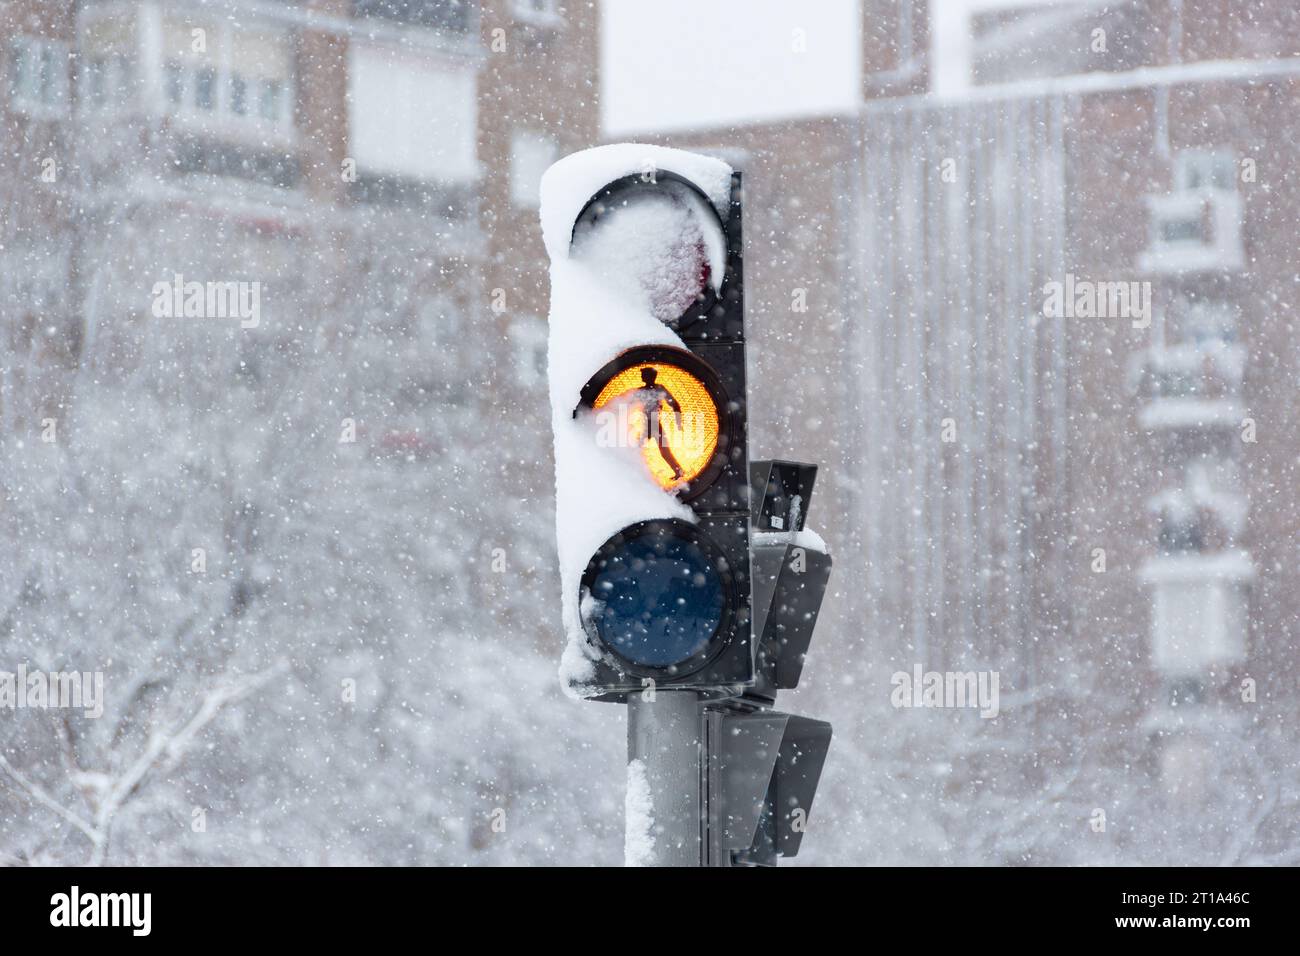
592,363,721,492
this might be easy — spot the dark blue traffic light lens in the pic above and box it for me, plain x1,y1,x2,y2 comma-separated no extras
586,525,727,669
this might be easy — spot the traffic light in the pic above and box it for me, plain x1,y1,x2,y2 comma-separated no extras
748,460,834,702
704,707,832,865
543,146,833,865
705,460,833,865
544,147,751,701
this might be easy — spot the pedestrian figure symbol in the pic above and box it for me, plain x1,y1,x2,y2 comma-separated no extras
584,353,722,493
629,367,685,480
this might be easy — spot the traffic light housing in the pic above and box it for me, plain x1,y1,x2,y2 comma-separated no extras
748,460,834,702
546,148,751,701
706,707,832,865
544,145,835,865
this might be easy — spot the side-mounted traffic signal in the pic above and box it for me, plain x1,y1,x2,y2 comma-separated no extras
705,460,833,865
705,706,832,866
748,460,834,702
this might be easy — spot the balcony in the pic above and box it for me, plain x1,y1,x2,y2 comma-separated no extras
1132,341,1244,432
1140,549,1254,678
1148,481,1247,553
1137,188,1244,275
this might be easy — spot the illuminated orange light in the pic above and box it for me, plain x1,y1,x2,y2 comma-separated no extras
592,363,720,492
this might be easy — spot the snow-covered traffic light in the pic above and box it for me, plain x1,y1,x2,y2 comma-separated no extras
543,146,752,700
543,146,832,865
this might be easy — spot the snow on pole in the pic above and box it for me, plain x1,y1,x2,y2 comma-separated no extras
623,758,656,867
626,690,702,866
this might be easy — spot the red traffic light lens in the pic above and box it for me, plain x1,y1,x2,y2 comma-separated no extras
570,174,725,331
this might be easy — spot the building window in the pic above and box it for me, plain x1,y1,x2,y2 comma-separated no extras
1175,150,1236,192
354,0,475,33
195,66,216,110
347,42,478,185
258,79,282,122
511,316,548,387
83,55,128,110
229,73,247,115
1184,301,1237,345
165,61,183,105
9,37,71,116
509,129,558,208
1158,516,1204,554
160,19,293,132
78,16,136,116
1139,148,1245,274
513,0,564,27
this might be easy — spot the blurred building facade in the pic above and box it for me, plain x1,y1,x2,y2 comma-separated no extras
0,0,595,397
871,0,1299,806
0,0,598,652
0,1,613,865
3,0,1298,862
658,0,1299,836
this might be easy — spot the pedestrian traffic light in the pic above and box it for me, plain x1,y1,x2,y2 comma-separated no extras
544,147,751,701
543,146,833,866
